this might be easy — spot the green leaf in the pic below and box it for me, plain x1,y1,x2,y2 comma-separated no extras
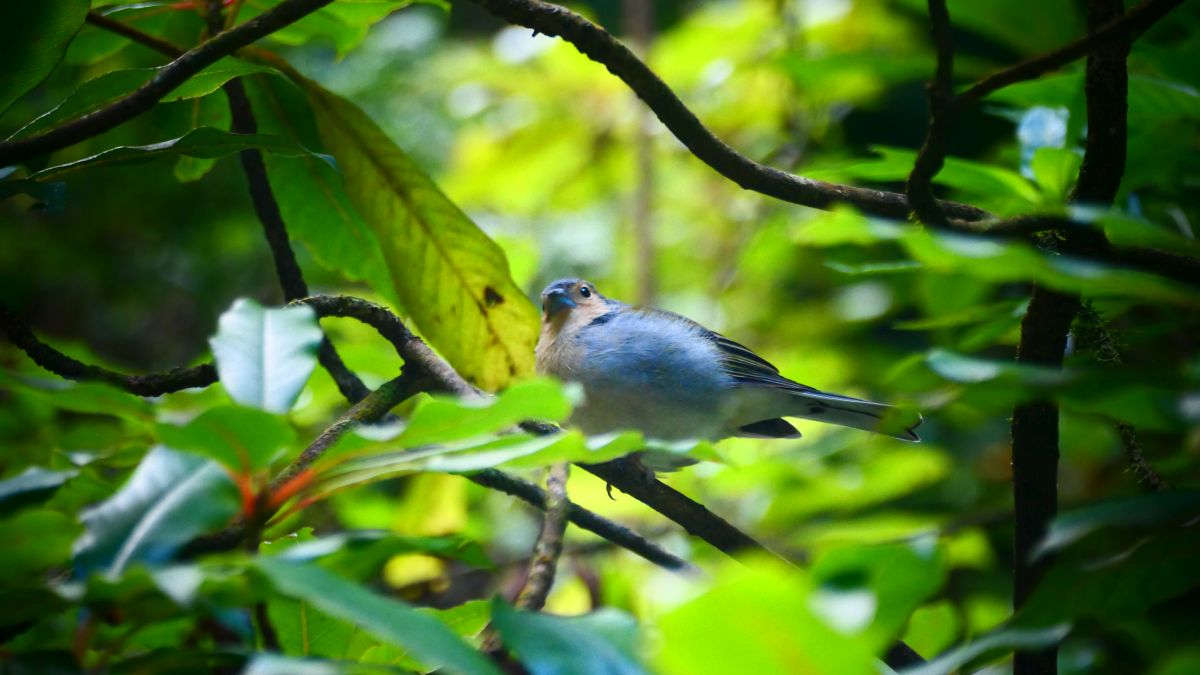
810,542,946,654
654,560,877,674
0,467,78,518
256,558,502,675
0,509,80,579
0,177,67,211
65,5,185,66
1018,529,1200,627
30,127,308,181
901,625,1070,675
1030,147,1081,203
209,298,324,414
297,75,539,391
1035,491,1200,556
0,372,153,423
73,447,239,577
12,58,272,138
157,405,296,473
241,0,436,57
806,147,1039,215
894,0,1082,55
492,598,647,675
0,0,88,117
244,75,396,306
274,531,491,572
396,379,574,447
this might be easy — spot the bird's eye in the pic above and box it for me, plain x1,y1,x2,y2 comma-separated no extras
579,286,591,298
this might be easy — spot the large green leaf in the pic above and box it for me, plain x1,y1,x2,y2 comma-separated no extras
0,371,153,423
491,598,647,675
394,378,573,447
894,0,1082,55
1018,529,1200,627
0,0,88,117
809,543,946,654
256,558,501,675
12,58,272,138
297,75,539,391
244,74,395,304
73,447,239,577
1035,491,1200,556
240,0,437,56
157,405,297,473
0,467,78,518
30,127,308,181
654,560,877,674
209,298,324,414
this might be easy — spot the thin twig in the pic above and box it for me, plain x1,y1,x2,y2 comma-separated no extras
515,463,570,611
905,0,955,227
0,302,217,396
0,0,336,167
468,469,693,572
464,0,1200,289
85,11,186,57
465,0,988,223
955,0,1184,111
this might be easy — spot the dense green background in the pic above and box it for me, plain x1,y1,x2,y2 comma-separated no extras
1,0,1198,673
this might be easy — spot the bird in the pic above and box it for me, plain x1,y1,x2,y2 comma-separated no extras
535,278,921,460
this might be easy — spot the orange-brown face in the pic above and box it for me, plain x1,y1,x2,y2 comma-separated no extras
540,278,605,321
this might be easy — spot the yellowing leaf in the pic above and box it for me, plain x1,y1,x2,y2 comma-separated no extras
297,75,538,390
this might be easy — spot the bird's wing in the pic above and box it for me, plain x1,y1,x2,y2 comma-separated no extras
708,333,819,392
629,306,816,392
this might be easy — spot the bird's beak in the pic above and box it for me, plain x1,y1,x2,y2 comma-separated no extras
543,288,576,316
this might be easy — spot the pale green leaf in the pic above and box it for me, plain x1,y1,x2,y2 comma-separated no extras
298,75,539,390
209,298,324,413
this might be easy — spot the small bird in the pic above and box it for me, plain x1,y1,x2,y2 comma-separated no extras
535,279,921,454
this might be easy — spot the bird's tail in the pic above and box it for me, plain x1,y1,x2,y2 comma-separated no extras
786,390,922,442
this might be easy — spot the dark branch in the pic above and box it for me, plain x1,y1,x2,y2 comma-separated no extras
515,463,571,610
468,468,693,572
906,0,956,226
1011,2,1131,673
466,0,1200,288
0,0,336,168
955,0,1184,111
0,302,217,396
580,458,774,558
85,11,185,57
465,0,988,223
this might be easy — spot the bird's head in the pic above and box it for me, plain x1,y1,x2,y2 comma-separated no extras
540,278,606,321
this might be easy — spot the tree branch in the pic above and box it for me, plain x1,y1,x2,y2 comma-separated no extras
906,0,956,227
0,302,217,396
85,11,186,57
467,468,692,572
515,463,570,611
955,0,1184,111
464,0,988,223
0,0,335,168
1011,2,1131,673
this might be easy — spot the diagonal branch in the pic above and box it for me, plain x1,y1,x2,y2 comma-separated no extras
955,0,1184,111
464,0,989,223
905,0,956,227
0,0,336,168
0,302,217,396
465,0,1200,289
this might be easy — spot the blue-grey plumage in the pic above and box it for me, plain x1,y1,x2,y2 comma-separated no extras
535,279,922,448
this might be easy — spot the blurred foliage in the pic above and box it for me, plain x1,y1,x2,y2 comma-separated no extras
2,0,1199,673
